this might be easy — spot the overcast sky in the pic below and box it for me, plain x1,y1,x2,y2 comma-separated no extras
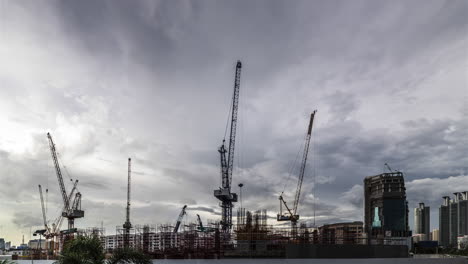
0,0,467,245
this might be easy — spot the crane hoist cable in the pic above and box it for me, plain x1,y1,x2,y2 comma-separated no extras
281,134,307,195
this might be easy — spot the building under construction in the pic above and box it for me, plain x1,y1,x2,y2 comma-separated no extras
28,61,411,259
90,208,407,259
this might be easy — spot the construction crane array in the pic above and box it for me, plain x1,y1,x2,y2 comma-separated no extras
277,111,317,232
123,158,132,248
214,60,241,232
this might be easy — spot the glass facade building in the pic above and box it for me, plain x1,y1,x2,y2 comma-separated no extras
364,172,411,239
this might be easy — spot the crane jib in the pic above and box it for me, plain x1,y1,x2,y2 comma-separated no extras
293,110,316,215
226,61,242,186
47,133,70,211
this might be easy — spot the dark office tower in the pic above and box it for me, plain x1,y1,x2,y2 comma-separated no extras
414,202,430,240
439,196,450,246
457,193,468,238
364,171,411,239
439,192,468,247
450,195,459,245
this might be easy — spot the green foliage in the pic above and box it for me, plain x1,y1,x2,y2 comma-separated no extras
107,247,152,264
55,235,105,264
54,235,151,264
0,260,16,264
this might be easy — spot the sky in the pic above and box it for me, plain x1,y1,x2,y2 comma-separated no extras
0,0,467,245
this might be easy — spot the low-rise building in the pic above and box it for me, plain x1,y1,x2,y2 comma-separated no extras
458,235,468,250
28,239,46,249
432,229,440,242
319,221,364,244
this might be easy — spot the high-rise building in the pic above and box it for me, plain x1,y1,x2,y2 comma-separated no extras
0,238,4,250
364,172,411,239
414,202,430,240
439,192,468,247
440,196,450,246
432,229,440,242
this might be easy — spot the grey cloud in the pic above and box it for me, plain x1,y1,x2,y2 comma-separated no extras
186,206,217,214
12,212,43,228
0,0,466,243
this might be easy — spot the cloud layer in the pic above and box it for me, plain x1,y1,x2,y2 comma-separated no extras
0,0,466,244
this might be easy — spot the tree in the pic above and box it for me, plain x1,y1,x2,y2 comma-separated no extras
107,247,152,264
55,235,105,264
54,235,151,264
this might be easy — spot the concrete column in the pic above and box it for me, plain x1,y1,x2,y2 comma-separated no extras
443,196,450,206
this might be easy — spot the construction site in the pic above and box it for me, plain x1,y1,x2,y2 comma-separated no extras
28,61,410,260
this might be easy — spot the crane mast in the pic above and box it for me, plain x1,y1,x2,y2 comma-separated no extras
277,111,317,232
214,61,241,232
123,158,132,248
173,205,187,233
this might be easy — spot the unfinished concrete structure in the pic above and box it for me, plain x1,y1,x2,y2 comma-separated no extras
364,172,411,241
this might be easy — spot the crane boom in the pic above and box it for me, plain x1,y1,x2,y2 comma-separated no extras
173,205,187,233
197,214,204,230
226,60,242,185
293,110,316,215
384,163,394,172
277,111,317,229
38,185,49,232
47,133,69,210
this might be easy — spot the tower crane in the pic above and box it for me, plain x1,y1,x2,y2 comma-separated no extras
47,132,84,232
214,61,241,232
277,111,317,232
123,158,132,248
173,205,187,233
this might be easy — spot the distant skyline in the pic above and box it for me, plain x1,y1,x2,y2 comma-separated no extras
0,0,467,245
